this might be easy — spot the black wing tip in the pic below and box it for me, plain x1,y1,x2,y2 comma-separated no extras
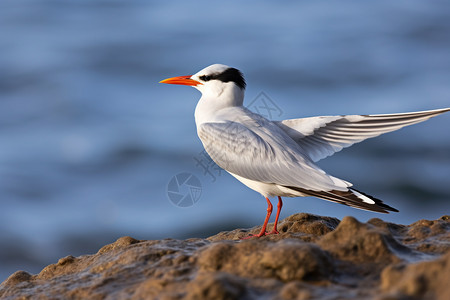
349,188,399,213
285,185,399,214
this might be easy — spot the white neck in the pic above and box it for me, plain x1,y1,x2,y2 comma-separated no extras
194,82,245,126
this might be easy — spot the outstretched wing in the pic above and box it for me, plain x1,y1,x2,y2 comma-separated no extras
276,108,450,162
197,119,350,192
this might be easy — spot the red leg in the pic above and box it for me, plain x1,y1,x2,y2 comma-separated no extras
268,196,283,235
256,197,273,236
242,197,273,239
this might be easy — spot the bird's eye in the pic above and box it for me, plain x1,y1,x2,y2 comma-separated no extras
199,75,211,81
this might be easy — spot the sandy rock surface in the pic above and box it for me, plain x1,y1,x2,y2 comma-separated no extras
1,213,449,300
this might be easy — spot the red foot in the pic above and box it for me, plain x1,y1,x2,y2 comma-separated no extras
267,229,279,235
240,197,284,239
241,228,279,239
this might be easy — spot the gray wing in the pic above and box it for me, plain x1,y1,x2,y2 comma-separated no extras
275,108,450,162
197,120,350,191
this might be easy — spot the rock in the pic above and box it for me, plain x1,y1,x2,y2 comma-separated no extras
185,273,245,300
318,216,408,266
380,251,450,300
197,240,332,282
0,213,449,300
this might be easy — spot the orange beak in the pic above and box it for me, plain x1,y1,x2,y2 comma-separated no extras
159,75,201,86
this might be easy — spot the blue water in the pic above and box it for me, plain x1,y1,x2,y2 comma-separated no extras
1,0,450,281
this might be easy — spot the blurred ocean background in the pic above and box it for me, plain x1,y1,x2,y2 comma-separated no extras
1,0,450,281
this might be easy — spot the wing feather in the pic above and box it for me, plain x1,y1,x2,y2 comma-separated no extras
276,108,450,162
197,117,350,192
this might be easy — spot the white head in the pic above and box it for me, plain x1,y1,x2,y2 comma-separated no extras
160,64,246,107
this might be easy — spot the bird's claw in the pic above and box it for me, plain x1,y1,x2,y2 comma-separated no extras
241,229,279,239
267,229,279,235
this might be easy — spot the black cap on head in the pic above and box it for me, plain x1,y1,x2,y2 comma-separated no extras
199,68,246,90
